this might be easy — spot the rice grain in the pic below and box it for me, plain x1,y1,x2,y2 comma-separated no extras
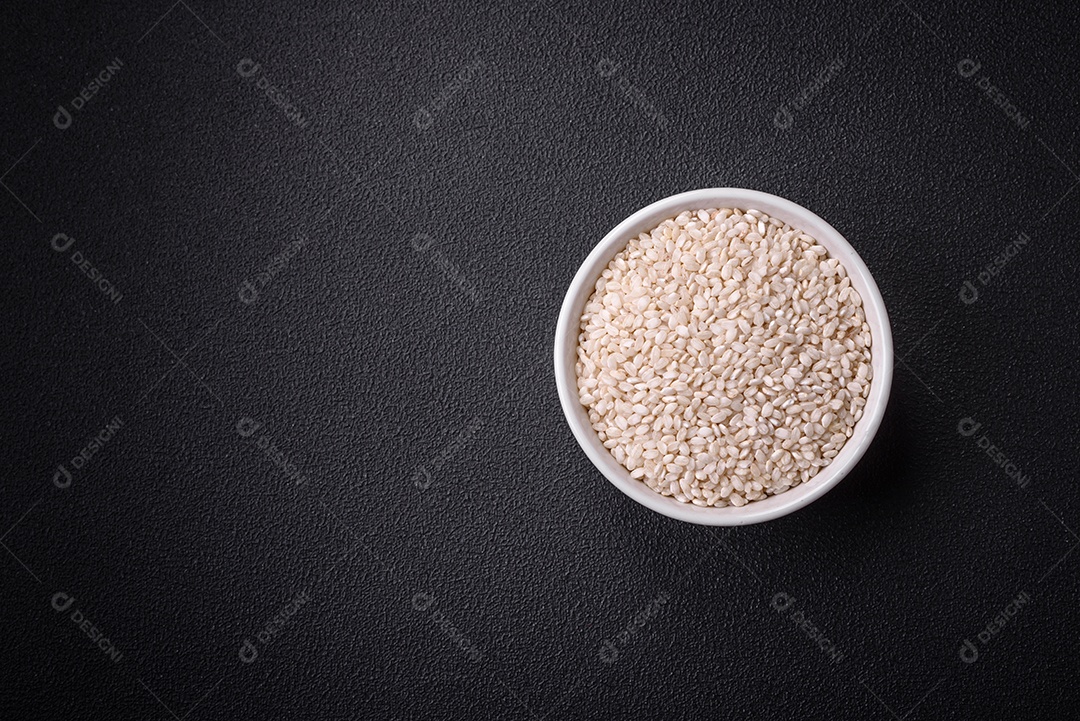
576,208,872,506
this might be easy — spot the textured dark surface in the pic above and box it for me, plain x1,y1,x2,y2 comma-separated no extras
3,0,1080,718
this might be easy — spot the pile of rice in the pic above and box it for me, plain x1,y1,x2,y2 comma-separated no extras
576,208,872,507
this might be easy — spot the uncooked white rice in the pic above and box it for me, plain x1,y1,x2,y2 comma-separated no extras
576,208,872,507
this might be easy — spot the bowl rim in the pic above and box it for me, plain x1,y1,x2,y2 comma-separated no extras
553,188,893,525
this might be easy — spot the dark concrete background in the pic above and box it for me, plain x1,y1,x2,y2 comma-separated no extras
2,0,1079,718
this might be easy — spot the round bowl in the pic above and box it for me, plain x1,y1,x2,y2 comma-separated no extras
554,188,893,525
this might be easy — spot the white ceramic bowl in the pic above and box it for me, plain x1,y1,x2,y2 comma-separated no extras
554,189,893,525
